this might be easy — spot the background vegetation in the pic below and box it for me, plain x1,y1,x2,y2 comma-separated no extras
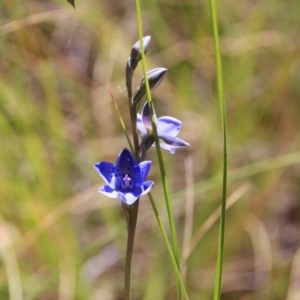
1,0,300,299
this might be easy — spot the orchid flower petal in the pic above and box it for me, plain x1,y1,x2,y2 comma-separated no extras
157,116,181,137
141,102,155,131
141,181,154,195
160,135,190,148
137,113,147,136
98,185,119,198
94,162,122,189
116,148,137,174
118,188,143,205
159,142,175,154
130,161,152,187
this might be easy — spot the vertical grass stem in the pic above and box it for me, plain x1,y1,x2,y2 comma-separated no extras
208,0,228,299
134,0,183,298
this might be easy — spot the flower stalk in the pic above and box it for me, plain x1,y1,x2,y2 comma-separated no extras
124,201,139,300
123,36,153,300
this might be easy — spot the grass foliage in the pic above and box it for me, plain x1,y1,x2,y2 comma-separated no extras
1,0,300,299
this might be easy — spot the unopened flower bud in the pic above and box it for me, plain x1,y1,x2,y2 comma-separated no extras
141,68,167,90
133,68,168,104
130,36,151,71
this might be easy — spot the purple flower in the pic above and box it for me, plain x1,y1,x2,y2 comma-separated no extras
94,148,154,205
137,102,190,154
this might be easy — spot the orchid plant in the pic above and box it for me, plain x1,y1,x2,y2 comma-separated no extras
93,36,189,299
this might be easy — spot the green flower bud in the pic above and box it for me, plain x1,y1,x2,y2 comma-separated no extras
130,36,151,71
133,68,168,104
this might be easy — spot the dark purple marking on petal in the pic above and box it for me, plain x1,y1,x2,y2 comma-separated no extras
130,161,151,187
141,102,154,131
94,162,123,189
116,148,137,174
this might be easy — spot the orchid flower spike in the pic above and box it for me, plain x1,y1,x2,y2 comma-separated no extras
94,148,154,205
137,102,190,154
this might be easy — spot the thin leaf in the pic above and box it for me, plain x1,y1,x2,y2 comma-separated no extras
107,84,134,153
208,0,228,299
148,193,189,300
135,1,186,298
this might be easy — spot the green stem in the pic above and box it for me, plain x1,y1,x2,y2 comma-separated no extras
148,193,189,300
135,1,182,298
124,201,139,300
107,84,134,153
153,151,181,298
124,51,141,300
135,0,182,300
208,0,228,299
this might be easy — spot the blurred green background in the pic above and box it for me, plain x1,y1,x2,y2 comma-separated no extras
1,0,300,299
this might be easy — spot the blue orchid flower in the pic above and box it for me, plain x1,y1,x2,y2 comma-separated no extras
137,102,190,154
94,148,154,205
